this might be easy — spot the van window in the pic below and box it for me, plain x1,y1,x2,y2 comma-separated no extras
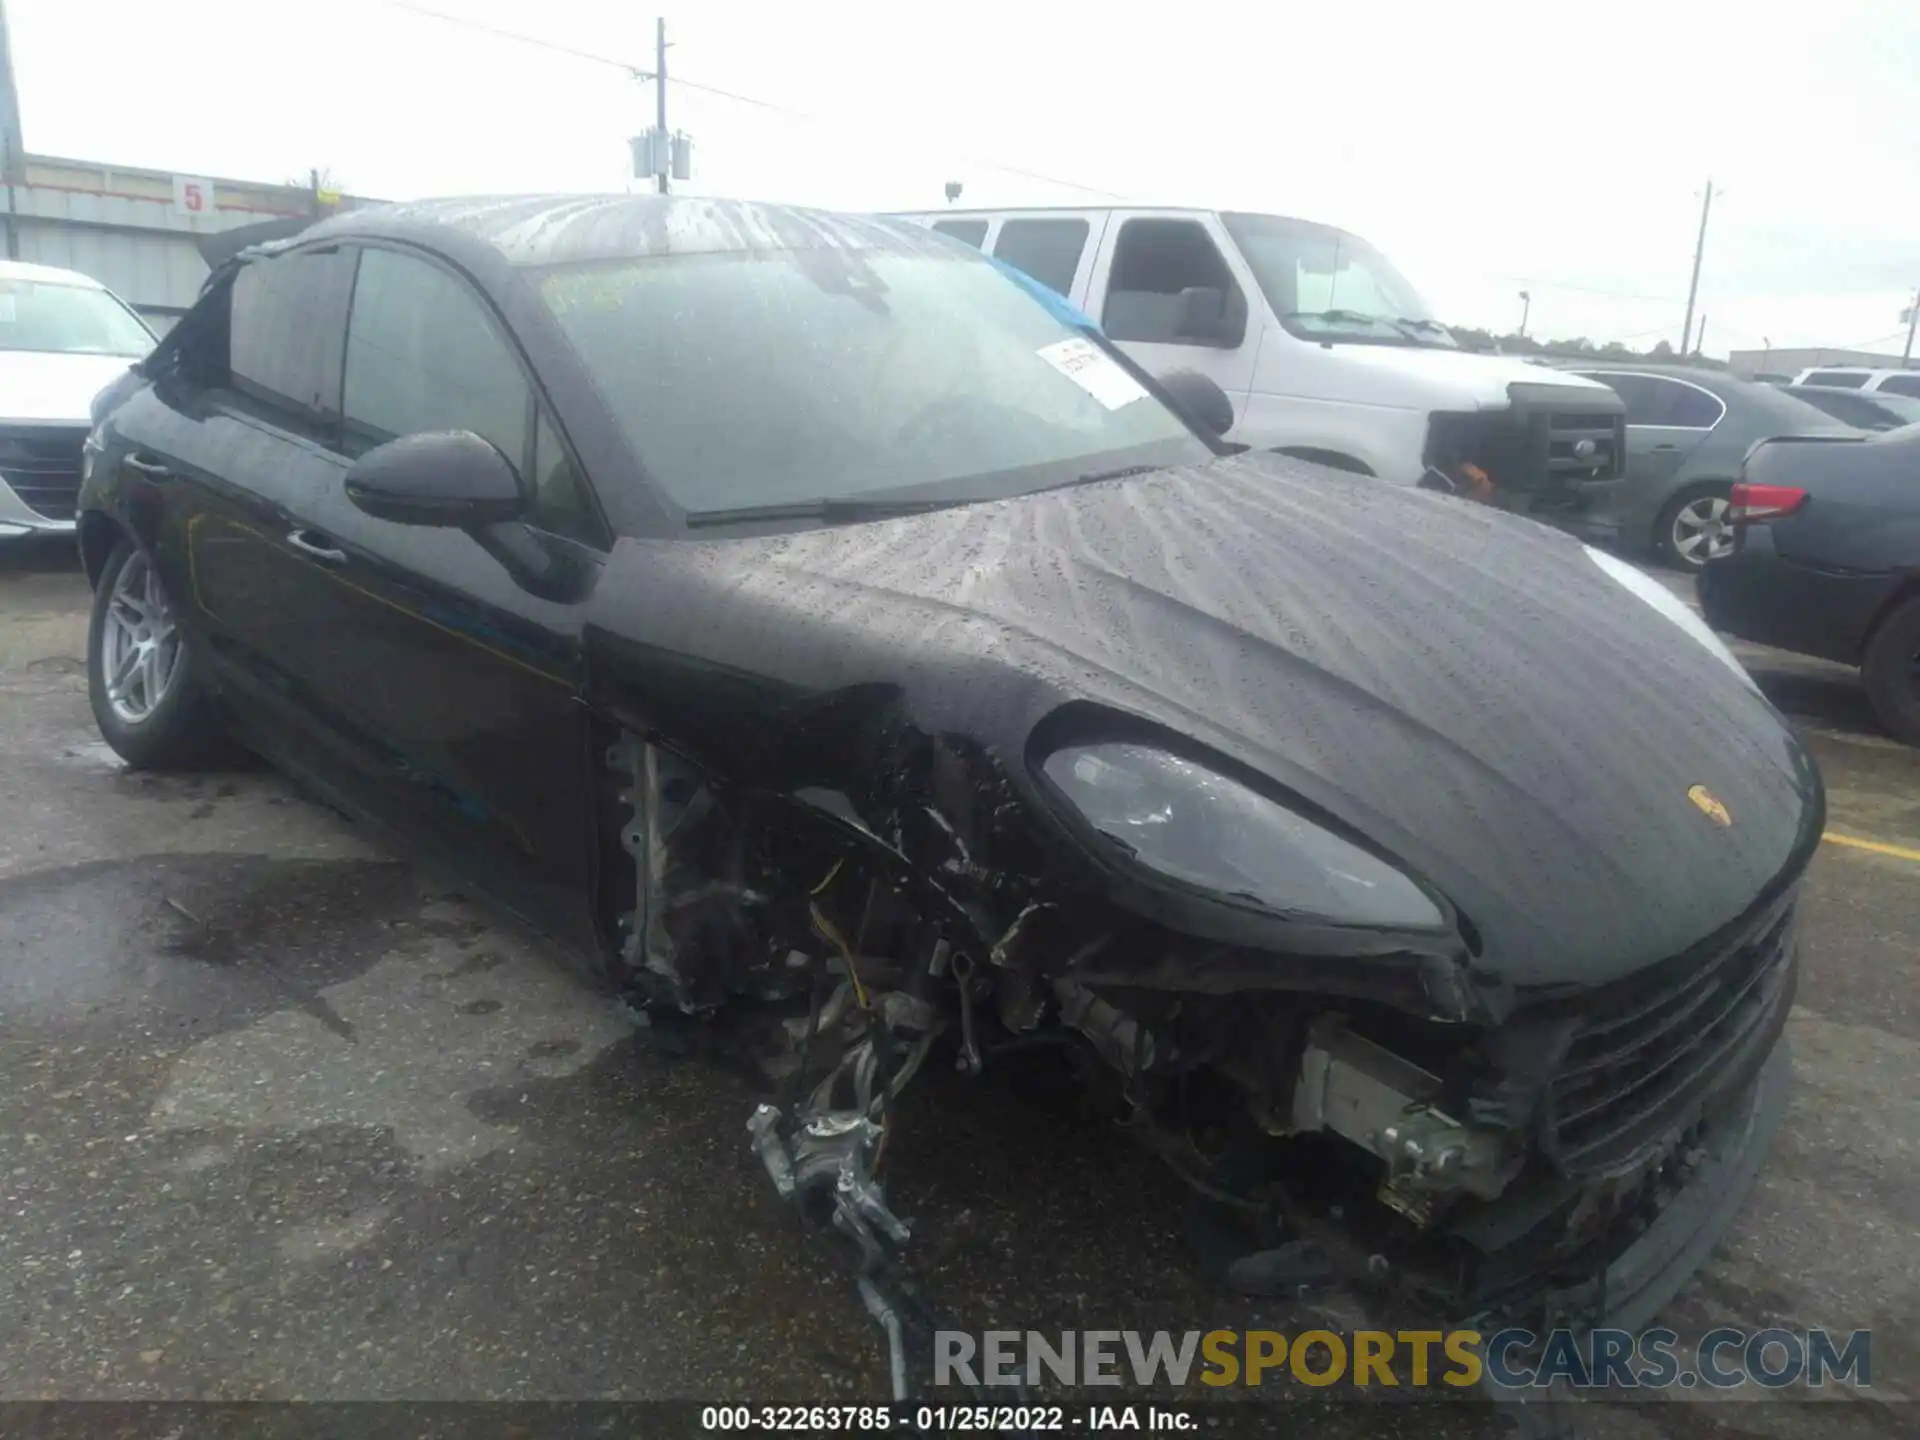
1803,370,1869,389
931,219,988,249
992,218,1089,298
1100,218,1246,348
1876,373,1920,399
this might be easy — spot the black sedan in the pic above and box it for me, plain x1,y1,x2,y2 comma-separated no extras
1702,425,1920,743
77,195,1818,1388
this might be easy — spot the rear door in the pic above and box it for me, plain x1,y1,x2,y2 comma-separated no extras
1083,212,1257,423
106,243,359,774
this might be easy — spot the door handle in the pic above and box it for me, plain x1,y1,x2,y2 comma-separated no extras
122,452,174,479
1651,443,1680,452
286,528,348,565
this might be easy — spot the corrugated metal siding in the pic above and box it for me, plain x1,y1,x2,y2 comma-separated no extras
3,153,379,324
14,223,209,317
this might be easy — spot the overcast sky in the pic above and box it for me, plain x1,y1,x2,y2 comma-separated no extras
10,0,1917,356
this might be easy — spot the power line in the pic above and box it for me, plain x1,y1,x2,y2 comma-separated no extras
380,0,1128,199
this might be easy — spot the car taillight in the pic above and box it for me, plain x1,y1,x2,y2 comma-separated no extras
1727,482,1807,523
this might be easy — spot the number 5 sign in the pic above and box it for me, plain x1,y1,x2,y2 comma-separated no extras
172,176,215,216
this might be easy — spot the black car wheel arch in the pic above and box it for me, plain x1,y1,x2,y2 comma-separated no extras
1863,592,1920,745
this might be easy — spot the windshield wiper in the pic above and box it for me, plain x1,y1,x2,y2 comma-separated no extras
1051,463,1165,489
1394,316,1451,335
1288,308,1391,329
684,495,967,528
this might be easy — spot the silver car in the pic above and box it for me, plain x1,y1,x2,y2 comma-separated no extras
0,260,154,542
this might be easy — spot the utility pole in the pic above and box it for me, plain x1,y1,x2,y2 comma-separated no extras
1680,179,1714,357
1903,287,1919,365
1517,290,1531,340
1695,313,1706,358
654,17,669,195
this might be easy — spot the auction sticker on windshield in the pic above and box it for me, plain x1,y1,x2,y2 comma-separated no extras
1037,338,1148,410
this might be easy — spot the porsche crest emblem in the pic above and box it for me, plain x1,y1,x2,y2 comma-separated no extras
1688,785,1732,827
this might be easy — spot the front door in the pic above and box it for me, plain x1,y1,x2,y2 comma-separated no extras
276,242,612,956
1083,212,1258,429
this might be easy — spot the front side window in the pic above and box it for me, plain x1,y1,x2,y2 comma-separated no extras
229,247,357,424
342,247,599,544
993,218,1090,298
1100,218,1246,348
1876,373,1920,399
1222,212,1452,349
0,277,153,358
535,228,1206,519
1576,373,1722,428
1803,370,1869,389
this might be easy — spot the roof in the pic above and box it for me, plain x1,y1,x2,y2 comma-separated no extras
304,194,931,268
0,258,107,289
1543,360,1732,381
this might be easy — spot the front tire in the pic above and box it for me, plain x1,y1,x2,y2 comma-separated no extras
1863,595,1920,747
1653,485,1734,571
87,536,229,769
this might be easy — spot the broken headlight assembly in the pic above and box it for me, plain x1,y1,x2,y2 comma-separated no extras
1040,742,1446,930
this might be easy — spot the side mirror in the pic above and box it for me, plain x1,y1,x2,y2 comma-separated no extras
344,430,525,528
1157,369,1235,438
1176,286,1231,342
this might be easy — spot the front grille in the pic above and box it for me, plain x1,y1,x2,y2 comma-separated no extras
0,425,87,521
1544,900,1796,1173
1547,411,1625,482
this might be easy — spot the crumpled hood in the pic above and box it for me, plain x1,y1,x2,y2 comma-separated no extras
597,452,1818,988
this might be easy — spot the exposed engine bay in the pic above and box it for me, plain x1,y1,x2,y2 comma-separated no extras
599,720,1799,1406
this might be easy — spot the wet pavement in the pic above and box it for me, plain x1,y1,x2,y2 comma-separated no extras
2,534,1916,1437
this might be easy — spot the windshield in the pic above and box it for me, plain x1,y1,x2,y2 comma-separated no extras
536,234,1207,518
1220,212,1453,348
0,278,153,357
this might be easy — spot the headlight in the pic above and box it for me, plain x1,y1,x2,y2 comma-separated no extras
1583,546,1755,688
1041,743,1445,929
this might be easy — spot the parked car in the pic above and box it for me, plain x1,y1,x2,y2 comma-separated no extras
892,205,1627,519
0,260,154,542
1553,363,1858,570
1701,425,1920,743
1783,383,1920,432
79,195,1815,1388
1792,365,1920,399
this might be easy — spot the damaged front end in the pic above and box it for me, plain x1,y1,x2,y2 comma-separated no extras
596,704,1799,1399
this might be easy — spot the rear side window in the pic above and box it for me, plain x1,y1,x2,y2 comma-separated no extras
1876,373,1920,399
341,247,601,545
1804,370,1869,389
992,218,1089,298
1100,218,1245,348
1577,373,1722,428
931,219,988,249
228,247,356,424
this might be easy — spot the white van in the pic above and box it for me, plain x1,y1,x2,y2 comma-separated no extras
1792,366,1920,399
0,259,154,541
893,207,1626,522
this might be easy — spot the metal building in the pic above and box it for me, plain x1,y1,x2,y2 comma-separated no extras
1727,347,1919,382
0,3,373,335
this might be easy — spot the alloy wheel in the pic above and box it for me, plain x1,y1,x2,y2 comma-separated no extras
99,550,182,725
1671,495,1733,566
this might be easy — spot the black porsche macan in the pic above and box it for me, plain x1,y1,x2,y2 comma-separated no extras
77,195,1821,1392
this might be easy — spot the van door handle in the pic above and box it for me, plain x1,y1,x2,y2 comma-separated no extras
286,528,348,565
1651,443,1680,452
122,453,174,479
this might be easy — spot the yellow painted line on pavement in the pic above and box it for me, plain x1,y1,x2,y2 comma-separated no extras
1823,831,1920,864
